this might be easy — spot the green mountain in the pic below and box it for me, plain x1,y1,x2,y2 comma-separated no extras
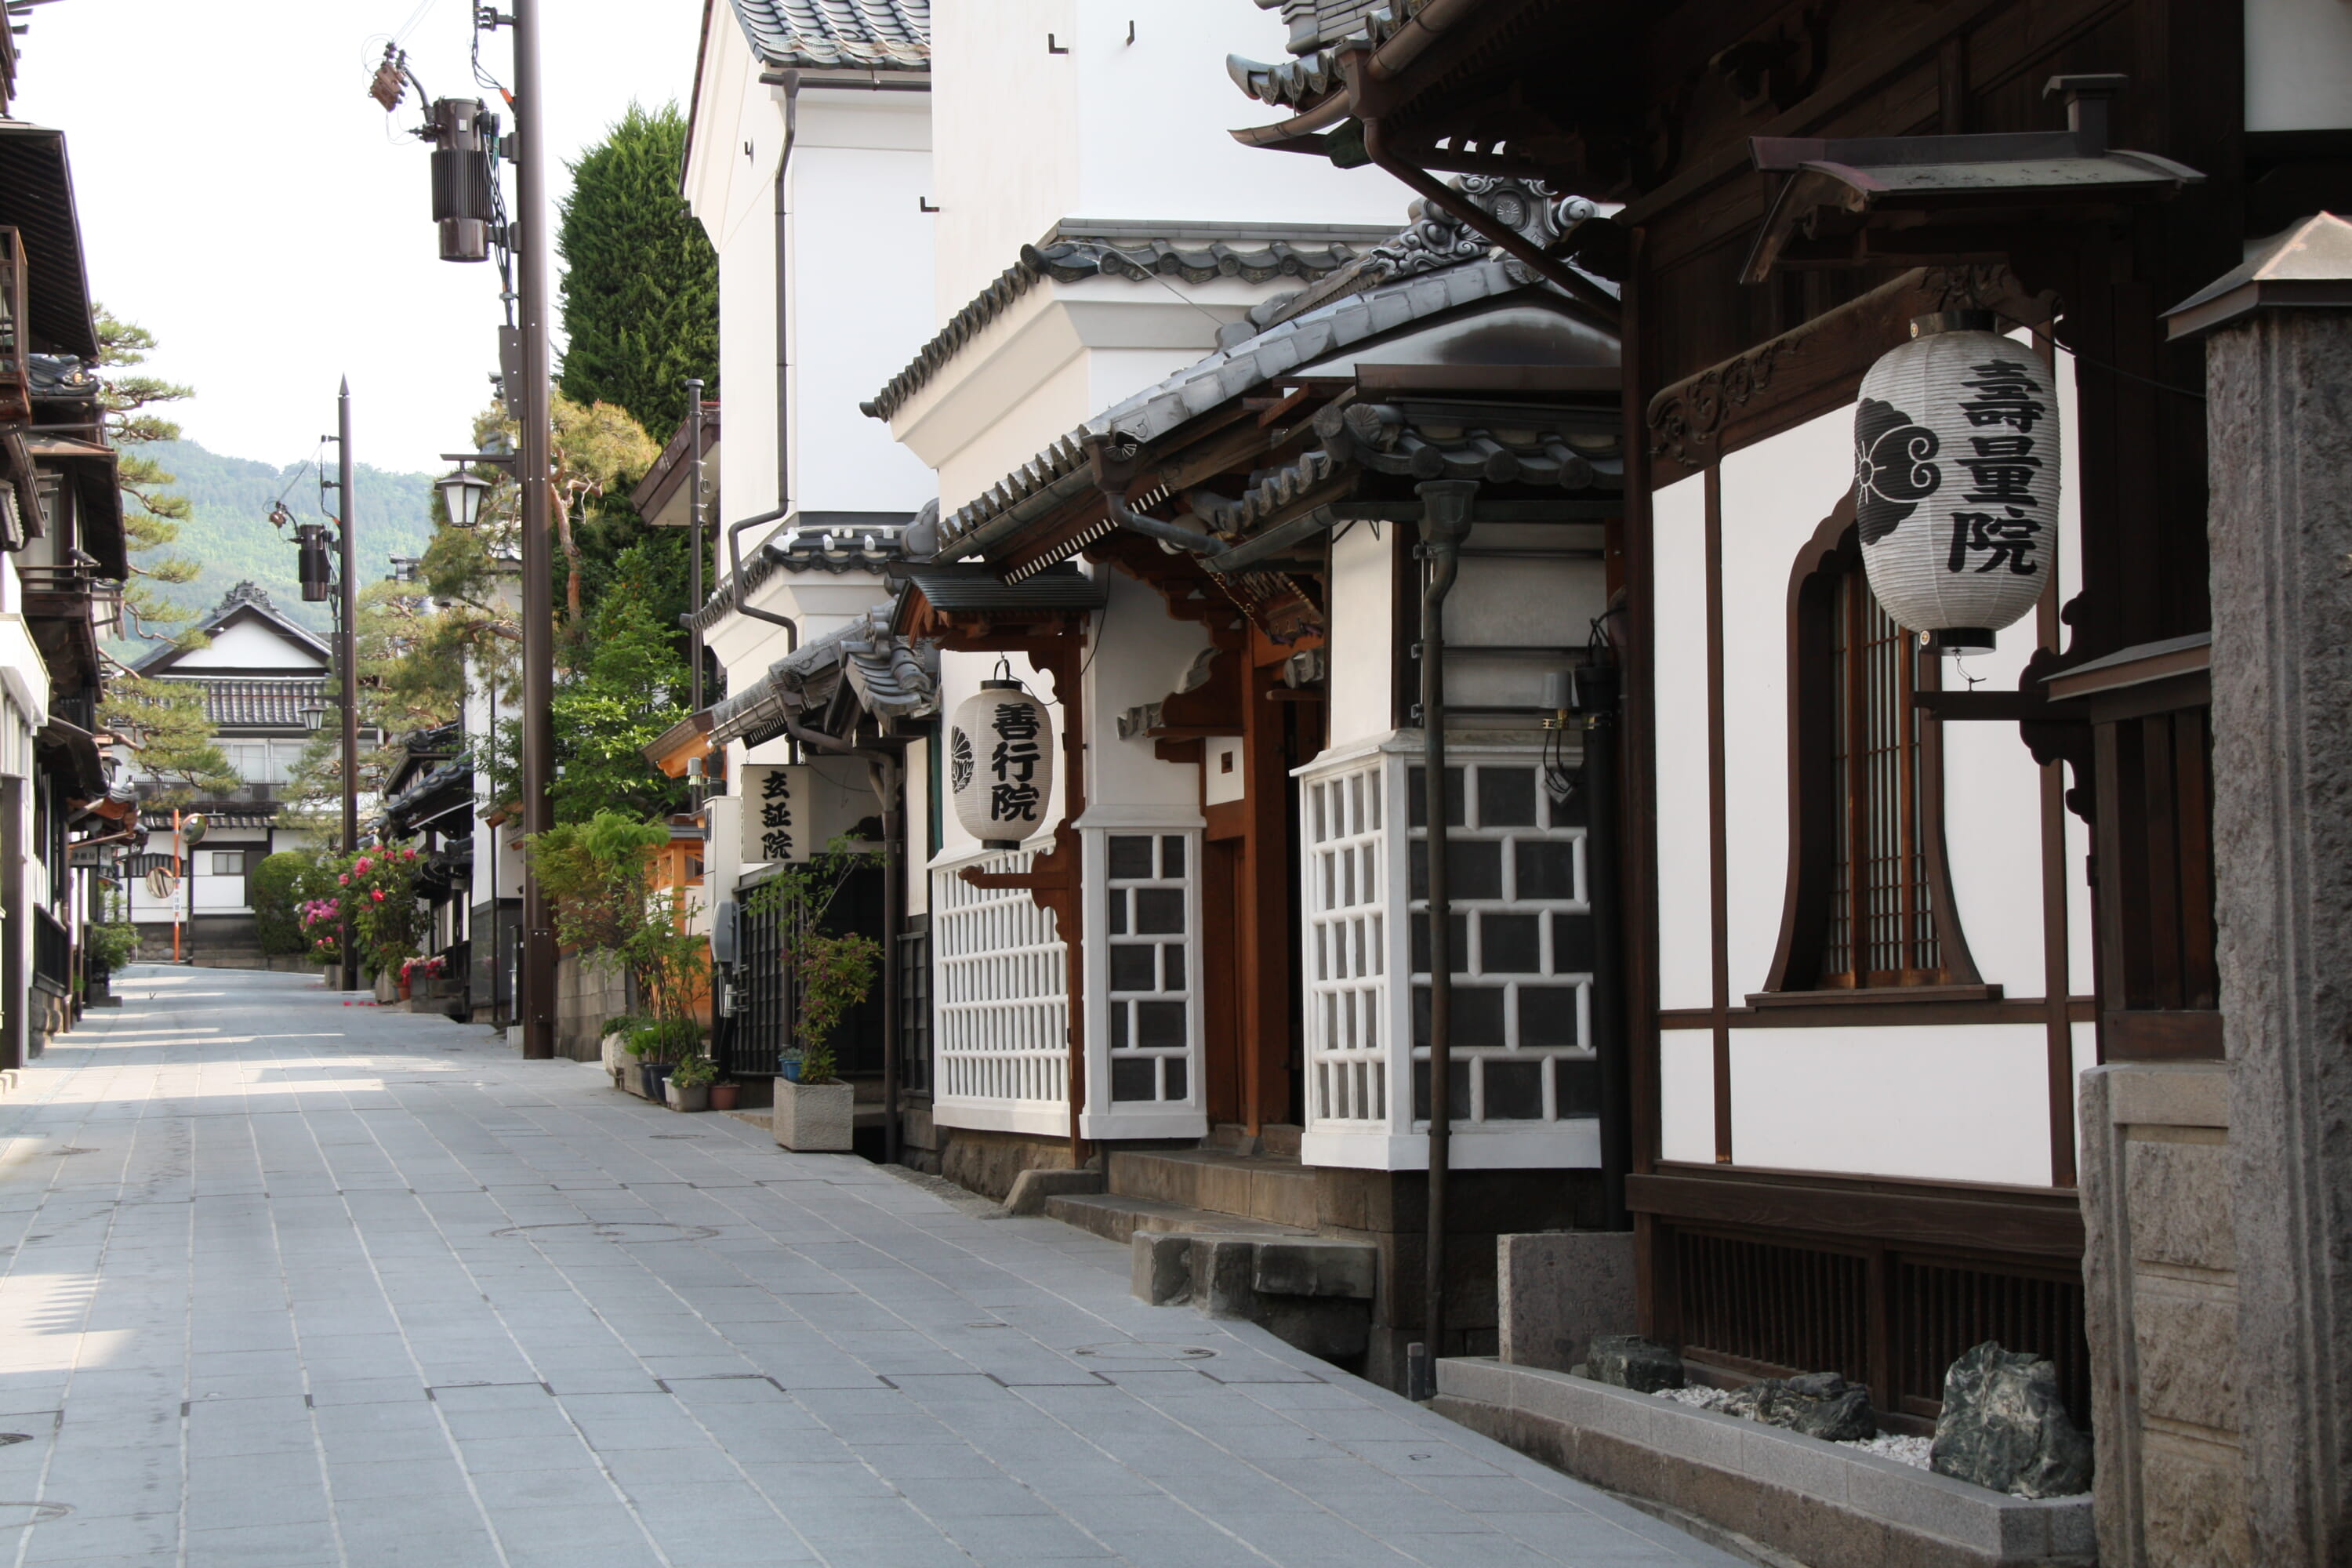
114,439,438,644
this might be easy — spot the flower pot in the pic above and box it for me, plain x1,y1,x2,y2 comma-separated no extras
397,978,412,1000
663,1080,709,1112
641,1062,673,1102
779,1058,804,1083
773,1075,854,1152
710,1082,740,1112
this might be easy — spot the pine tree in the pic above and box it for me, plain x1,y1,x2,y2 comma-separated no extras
557,102,717,439
98,676,238,806
94,308,204,644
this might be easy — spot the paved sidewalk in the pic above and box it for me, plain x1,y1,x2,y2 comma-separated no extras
0,964,1735,1568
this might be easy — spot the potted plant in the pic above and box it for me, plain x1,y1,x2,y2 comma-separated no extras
709,1078,740,1112
666,1052,715,1112
523,811,714,1104
750,837,882,1153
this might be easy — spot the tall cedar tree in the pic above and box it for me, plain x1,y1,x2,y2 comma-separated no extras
557,103,717,437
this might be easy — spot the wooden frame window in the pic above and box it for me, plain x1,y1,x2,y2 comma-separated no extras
1766,499,1979,994
1825,567,1940,987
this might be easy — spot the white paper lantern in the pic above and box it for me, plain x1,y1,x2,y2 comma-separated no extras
949,681,1054,849
1853,311,2060,655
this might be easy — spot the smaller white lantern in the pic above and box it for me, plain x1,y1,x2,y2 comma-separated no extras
949,681,1054,850
1853,310,2061,655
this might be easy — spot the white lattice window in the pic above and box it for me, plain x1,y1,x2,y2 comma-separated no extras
1080,823,1203,1139
1297,740,1602,1171
1407,759,1599,1126
931,848,1069,1136
1305,762,1387,1126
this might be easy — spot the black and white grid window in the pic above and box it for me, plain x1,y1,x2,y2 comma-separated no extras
1408,761,1599,1124
1105,833,1190,1104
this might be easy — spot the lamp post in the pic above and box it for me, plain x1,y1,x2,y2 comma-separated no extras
413,0,553,1058
437,467,492,530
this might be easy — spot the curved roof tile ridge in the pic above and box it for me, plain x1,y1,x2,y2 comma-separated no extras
860,234,1365,424
729,0,930,72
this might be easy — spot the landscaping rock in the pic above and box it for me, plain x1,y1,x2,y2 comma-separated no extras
1930,1341,2094,1498
1584,1334,1685,1393
1722,1371,1878,1442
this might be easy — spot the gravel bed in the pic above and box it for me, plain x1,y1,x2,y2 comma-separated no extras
1650,1385,1933,1469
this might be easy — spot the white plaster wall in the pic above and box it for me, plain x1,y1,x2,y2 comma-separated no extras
1067,0,1407,232
1651,472,1712,1012
1324,517,1393,749
785,103,936,517
933,347,1095,515
932,645,1062,862
1716,412,1842,998
2246,0,2352,132
1728,1025,2054,1187
1082,569,1207,812
688,13,787,525
1658,1030,1716,1164
168,618,318,670
928,0,1081,314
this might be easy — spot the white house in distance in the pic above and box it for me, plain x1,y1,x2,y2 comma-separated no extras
119,582,329,959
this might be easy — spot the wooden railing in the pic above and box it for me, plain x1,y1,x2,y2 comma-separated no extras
31,906,69,995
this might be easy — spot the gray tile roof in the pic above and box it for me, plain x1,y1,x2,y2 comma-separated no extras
936,256,1536,557
704,604,938,749
861,232,1369,424
198,678,328,729
727,0,929,71
684,512,918,635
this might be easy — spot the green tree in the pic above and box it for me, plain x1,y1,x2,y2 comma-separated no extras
94,309,204,644
557,101,717,437
549,537,689,824
98,676,239,805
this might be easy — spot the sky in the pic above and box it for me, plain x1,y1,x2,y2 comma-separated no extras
15,0,704,475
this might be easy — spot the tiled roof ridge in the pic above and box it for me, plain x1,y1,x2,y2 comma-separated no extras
728,0,930,73
935,254,1538,556
1228,2,1417,109
859,234,1366,424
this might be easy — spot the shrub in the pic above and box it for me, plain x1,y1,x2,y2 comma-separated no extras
250,852,311,955
524,810,708,1060
84,922,139,975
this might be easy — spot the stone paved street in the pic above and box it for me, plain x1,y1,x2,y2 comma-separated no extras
0,965,1737,1568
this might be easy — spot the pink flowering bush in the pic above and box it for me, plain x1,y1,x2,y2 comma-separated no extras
317,841,425,977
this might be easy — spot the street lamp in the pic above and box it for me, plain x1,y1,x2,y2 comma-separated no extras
299,696,328,733
437,466,492,528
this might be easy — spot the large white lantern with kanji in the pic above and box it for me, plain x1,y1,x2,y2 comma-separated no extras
1853,310,2060,655
949,680,1054,849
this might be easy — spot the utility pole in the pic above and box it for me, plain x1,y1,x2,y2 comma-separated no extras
337,380,361,994
514,0,557,1060
687,376,705,714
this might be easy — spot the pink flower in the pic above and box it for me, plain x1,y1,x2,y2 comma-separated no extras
370,889,385,903
403,848,416,861
354,857,372,874
337,874,350,886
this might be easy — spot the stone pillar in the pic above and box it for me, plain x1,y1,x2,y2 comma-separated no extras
2169,213,2352,1566
2078,1062,2242,1568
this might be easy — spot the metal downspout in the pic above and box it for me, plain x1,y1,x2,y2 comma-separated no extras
1416,477,1477,1398
1581,659,1631,1230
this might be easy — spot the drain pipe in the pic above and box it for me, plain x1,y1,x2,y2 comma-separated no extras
771,70,797,520
1416,477,1477,1398
1581,655,1630,1231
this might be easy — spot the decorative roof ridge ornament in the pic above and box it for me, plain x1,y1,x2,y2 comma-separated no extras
1227,1,1414,108
216,579,280,615
1361,177,1595,285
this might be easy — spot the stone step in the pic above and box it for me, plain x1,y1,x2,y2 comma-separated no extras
1041,1191,1313,1247
1105,1147,1319,1230
1203,1122,1304,1157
